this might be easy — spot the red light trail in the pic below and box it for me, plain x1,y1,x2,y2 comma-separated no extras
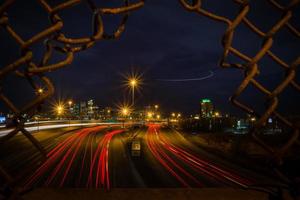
146,124,252,187
87,129,123,189
24,126,123,190
23,124,252,189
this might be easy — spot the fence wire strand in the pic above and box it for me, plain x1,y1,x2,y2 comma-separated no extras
0,0,144,195
0,0,299,198
180,0,300,179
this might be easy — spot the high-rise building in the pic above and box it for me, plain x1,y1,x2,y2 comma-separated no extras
98,107,114,120
87,99,94,116
200,98,213,118
70,103,80,118
104,107,112,120
80,101,87,118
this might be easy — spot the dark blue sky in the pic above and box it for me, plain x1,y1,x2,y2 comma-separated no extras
1,0,299,116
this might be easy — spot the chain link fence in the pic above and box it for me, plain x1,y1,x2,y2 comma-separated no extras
0,0,299,198
180,0,299,181
0,0,144,196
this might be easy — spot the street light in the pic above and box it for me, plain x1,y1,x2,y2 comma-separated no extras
130,79,137,87
147,112,153,118
119,105,131,128
123,71,142,107
56,105,63,115
37,88,44,94
215,112,220,117
129,78,138,106
54,104,65,120
117,103,132,117
67,100,73,126
122,107,129,116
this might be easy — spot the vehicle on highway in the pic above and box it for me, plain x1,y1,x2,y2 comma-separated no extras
131,139,141,157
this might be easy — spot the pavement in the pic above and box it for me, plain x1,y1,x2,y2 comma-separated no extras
0,123,283,199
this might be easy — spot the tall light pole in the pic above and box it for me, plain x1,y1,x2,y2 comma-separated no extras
124,72,142,108
121,107,129,128
129,79,137,106
36,88,43,130
56,104,64,120
68,100,73,126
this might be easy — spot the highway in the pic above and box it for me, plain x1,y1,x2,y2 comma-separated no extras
0,123,274,190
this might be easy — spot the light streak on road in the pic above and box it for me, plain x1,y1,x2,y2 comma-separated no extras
24,126,105,188
76,133,93,187
24,126,123,190
0,120,66,128
146,125,201,187
159,133,251,187
87,129,123,189
0,122,125,137
146,124,252,187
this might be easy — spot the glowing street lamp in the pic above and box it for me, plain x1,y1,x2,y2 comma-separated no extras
130,79,137,87
156,114,160,120
129,78,138,106
68,100,73,107
119,105,131,128
67,100,73,124
118,102,132,117
172,113,176,117
122,108,129,116
154,105,159,109
213,112,220,118
56,105,64,116
147,112,153,118
123,71,143,107
37,88,44,94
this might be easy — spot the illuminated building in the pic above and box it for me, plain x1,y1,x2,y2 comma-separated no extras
87,99,99,119
80,101,87,118
98,107,114,120
0,115,6,123
87,99,94,115
70,103,80,118
200,98,213,118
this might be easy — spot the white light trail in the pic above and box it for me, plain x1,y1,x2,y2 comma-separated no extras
157,70,214,82
0,122,123,138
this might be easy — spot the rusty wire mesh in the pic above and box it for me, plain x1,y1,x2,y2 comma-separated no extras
179,0,300,181
0,0,144,191
0,0,299,197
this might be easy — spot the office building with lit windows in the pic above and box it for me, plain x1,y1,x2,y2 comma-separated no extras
200,99,214,118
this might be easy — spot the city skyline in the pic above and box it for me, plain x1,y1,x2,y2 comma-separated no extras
1,1,299,115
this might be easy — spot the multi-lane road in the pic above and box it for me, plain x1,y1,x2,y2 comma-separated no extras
0,123,275,190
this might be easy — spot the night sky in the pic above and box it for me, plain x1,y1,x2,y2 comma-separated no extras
1,0,299,116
